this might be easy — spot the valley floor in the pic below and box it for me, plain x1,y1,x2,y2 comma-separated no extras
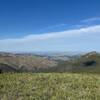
0,73,100,100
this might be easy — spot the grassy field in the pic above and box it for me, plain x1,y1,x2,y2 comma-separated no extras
0,73,100,100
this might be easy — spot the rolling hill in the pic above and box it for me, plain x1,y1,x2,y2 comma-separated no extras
0,51,100,73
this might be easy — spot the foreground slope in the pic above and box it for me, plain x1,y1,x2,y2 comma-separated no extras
0,73,100,100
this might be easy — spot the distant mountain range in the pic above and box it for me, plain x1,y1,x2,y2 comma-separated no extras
0,51,100,73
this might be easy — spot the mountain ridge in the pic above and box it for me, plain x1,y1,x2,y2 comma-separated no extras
0,51,100,73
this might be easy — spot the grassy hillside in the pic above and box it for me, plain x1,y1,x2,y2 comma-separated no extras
0,73,100,100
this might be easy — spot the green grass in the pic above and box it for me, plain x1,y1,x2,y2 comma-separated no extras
0,73,100,100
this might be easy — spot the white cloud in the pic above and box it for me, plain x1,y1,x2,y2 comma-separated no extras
0,25,100,52
2,24,100,41
82,17,100,23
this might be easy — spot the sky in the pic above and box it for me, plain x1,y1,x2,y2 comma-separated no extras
0,0,100,52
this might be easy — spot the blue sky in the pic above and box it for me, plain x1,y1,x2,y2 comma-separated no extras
0,0,100,52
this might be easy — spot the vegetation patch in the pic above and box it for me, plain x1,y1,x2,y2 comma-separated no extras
0,73,100,100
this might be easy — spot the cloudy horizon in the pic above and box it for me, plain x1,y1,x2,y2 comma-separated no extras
0,0,100,52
